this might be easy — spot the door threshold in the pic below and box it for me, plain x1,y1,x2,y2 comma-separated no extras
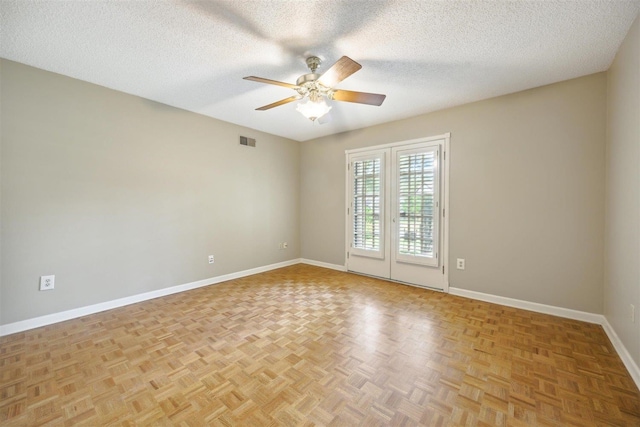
346,270,445,293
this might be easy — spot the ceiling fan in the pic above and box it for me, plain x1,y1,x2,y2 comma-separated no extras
243,56,386,122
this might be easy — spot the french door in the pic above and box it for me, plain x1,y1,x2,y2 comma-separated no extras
346,135,449,291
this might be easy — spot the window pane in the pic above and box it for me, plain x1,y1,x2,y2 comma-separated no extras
397,151,436,258
352,158,381,251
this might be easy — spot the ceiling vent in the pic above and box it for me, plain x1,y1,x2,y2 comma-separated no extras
239,136,256,147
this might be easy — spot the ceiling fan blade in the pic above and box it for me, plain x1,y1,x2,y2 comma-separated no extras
331,90,386,106
318,56,362,87
255,95,300,111
244,76,298,89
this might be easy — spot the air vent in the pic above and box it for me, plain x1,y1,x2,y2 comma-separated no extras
239,136,256,147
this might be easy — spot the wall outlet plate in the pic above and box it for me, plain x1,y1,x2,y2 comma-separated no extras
40,275,55,291
456,259,465,270
208,255,214,264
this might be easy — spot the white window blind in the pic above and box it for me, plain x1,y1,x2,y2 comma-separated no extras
352,157,383,255
396,147,439,265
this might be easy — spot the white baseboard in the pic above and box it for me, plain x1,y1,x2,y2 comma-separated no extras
601,318,640,387
449,287,604,324
449,286,640,389
0,258,300,337
299,258,346,272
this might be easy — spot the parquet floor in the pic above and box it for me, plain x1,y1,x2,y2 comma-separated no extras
1,264,639,426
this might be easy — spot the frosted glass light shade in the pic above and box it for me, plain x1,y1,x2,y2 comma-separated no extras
296,98,331,121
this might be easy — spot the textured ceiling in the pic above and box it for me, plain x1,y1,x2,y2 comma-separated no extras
1,1,639,142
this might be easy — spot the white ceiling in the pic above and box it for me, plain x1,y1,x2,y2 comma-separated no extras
1,1,638,142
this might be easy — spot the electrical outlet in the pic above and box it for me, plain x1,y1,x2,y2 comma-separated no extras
40,275,55,291
456,258,465,270
208,255,214,264
631,304,635,323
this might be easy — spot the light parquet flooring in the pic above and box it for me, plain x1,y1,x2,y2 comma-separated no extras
1,264,639,426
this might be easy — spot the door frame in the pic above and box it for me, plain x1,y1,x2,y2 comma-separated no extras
344,133,450,292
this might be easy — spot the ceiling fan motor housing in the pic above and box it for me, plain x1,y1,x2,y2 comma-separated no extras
296,73,320,86
296,73,333,102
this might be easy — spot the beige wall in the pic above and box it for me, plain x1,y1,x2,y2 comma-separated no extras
301,73,607,313
605,15,640,367
0,60,300,325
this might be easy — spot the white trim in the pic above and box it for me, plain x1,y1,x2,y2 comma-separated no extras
0,259,300,337
449,287,603,323
601,318,640,387
344,151,350,267
345,133,451,154
449,287,640,389
442,134,450,292
299,258,347,272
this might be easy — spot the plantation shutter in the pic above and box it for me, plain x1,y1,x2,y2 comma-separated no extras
395,146,439,266
350,153,385,259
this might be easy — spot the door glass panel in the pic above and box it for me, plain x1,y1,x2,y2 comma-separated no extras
352,158,381,252
397,150,437,261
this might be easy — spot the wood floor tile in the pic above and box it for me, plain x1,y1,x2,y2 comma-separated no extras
1,264,639,426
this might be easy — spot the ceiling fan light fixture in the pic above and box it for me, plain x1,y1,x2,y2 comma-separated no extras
245,55,384,121
296,98,332,122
